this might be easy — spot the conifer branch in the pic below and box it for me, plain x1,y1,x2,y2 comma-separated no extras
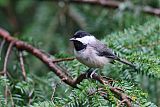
0,28,134,107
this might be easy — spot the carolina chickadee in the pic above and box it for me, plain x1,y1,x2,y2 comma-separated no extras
70,30,135,68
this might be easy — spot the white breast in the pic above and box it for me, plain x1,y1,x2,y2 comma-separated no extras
74,46,111,68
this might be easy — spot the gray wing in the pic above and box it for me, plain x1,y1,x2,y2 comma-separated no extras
89,40,135,67
89,40,118,60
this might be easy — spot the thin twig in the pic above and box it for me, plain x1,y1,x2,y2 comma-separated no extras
3,42,14,75
19,51,27,81
51,83,58,101
52,57,75,63
117,99,128,107
3,42,14,105
0,39,5,58
4,78,8,105
8,89,14,107
28,89,34,105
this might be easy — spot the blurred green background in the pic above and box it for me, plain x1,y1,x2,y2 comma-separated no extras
0,0,160,106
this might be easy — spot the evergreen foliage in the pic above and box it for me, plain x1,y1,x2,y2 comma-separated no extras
0,0,160,106
103,18,160,79
31,19,159,106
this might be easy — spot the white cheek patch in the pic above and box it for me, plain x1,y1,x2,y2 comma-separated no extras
76,36,96,44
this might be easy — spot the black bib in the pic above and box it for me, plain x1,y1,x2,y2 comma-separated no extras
73,41,87,51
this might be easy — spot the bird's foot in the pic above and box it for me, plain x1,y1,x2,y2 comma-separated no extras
90,69,98,78
86,68,98,78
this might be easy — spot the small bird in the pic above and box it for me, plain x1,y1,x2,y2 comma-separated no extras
70,30,135,69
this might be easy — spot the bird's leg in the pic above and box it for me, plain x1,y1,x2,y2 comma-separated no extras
90,69,98,78
85,68,93,78
86,68,98,78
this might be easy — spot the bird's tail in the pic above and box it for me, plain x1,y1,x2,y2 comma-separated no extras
116,58,135,68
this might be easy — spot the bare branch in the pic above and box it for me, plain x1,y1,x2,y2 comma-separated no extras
0,27,75,87
0,39,5,58
3,42,14,105
19,51,27,81
69,0,120,8
2,41,14,75
8,88,14,107
66,0,160,17
52,57,75,63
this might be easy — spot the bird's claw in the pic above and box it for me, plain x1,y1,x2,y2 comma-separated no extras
86,68,98,78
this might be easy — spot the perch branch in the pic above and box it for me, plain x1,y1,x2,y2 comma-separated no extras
90,72,132,107
0,28,133,107
74,71,132,107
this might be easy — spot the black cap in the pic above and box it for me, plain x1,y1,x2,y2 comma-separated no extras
73,30,91,38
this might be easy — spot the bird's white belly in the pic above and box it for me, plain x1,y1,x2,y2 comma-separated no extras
74,48,110,68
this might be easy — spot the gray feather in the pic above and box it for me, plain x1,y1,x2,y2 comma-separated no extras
89,40,135,68
89,40,118,59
